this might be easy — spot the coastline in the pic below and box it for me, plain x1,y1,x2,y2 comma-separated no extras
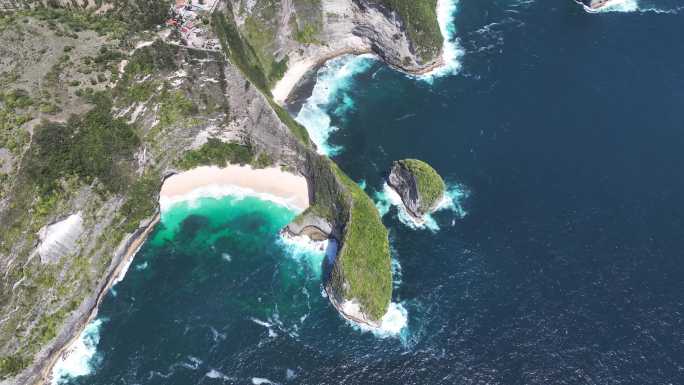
272,48,446,106
21,4,459,380
38,165,310,385
37,214,161,385
159,165,310,213
272,47,373,105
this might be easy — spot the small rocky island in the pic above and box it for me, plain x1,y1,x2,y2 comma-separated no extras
388,159,446,221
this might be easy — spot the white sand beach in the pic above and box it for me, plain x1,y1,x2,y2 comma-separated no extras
159,165,310,212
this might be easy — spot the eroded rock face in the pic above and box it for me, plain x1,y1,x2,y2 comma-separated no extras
388,162,424,219
284,213,334,241
36,213,84,264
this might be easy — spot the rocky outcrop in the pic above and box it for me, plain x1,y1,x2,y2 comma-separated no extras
284,211,334,241
352,0,443,72
388,159,445,220
389,162,424,219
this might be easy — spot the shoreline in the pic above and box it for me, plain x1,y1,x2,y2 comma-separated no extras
38,166,309,384
272,47,373,105
159,165,310,213
37,214,161,385
325,286,382,329
272,47,446,106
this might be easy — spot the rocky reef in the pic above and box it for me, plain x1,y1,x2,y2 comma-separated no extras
388,159,446,220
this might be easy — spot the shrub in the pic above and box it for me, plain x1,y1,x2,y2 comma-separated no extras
176,138,253,170
26,92,140,196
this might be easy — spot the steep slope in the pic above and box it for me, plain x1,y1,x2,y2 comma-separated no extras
0,0,449,382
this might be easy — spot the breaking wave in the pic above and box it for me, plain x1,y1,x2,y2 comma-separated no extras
421,0,464,80
159,184,305,215
578,0,682,14
295,54,377,156
278,232,337,278
342,301,409,340
374,182,468,232
51,319,104,385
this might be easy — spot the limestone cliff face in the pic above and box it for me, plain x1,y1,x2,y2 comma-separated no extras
232,0,443,83
388,162,425,219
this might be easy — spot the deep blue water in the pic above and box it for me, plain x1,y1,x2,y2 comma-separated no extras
55,1,684,384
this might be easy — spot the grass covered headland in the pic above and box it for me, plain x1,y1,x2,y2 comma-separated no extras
331,163,392,320
212,9,392,321
399,159,445,212
370,0,442,62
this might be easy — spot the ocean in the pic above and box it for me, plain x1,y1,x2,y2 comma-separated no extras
54,0,684,384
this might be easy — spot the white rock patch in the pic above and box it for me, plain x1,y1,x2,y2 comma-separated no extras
37,213,84,263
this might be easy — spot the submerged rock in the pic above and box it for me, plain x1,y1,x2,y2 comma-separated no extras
388,159,445,220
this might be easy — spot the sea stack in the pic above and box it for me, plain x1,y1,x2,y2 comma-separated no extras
388,159,446,221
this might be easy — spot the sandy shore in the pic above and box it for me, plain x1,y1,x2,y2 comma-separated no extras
160,165,310,212
271,47,372,105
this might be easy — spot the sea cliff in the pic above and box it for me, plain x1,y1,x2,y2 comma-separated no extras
0,1,448,383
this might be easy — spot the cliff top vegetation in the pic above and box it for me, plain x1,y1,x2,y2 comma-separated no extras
398,159,445,212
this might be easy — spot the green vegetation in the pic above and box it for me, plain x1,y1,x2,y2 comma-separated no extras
331,163,391,321
213,10,310,146
293,23,319,45
176,138,276,171
291,0,322,44
242,15,289,85
213,5,288,91
9,1,172,38
121,41,178,83
26,92,139,195
157,89,198,129
176,138,253,169
0,354,30,379
213,7,391,321
119,172,161,232
212,9,272,93
397,159,445,212
270,100,311,146
18,7,129,39
370,0,442,62
0,89,33,153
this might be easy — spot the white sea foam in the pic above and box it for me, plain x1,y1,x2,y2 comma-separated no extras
252,377,276,385
342,301,409,338
286,368,297,380
278,232,337,278
391,258,403,288
159,184,304,214
51,319,104,384
134,261,149,271
295,54,376,156
111,238,147,287
374,182,467,232
579,0,681,14
581,0,638,13
206,369,233,380
420,0,464,81
221,252,232,262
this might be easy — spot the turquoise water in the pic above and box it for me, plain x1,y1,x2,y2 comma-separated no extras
54,0,684,383
53,195,336,385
